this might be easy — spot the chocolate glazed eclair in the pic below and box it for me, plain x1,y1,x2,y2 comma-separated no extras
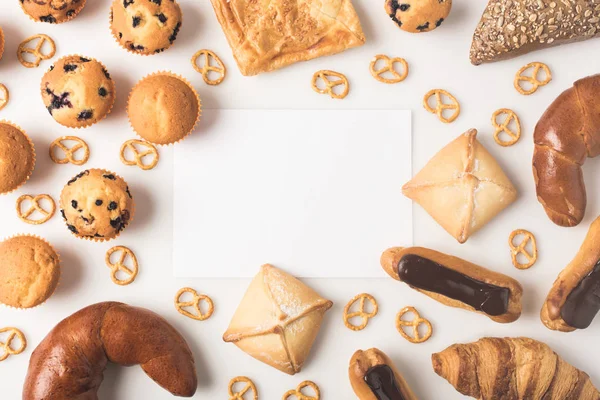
542,216,600,332
349,348,418,400
381,247,523,323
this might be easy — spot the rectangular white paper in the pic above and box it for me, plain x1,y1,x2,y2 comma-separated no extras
173,110,412,278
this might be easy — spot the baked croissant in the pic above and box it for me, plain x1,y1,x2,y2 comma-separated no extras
432,337,600,400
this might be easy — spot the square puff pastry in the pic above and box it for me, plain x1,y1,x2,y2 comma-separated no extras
209,0,366,76
403,129,517,243
223,264,333,375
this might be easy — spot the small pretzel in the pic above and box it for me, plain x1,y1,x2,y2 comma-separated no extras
343,293,378,331
423,89,460,123
311,70,349,100
49,136,90,166
105,246,138,286
228,376,258,400
369,54,408,84
509,229,538,270
514,62,552,95
17,34,56,68
492,108,521,146
0,327,26,362
0,84,9,111
283,381,320,400
16,194,56,225
175,287,214,321
396,306,432,344
120,139,159,171
191,49,226,86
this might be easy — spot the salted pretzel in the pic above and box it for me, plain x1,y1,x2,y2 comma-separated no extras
16,194,56,225
396,306,433,344
369,54,408,84
0,83,9,111
175,287,214,321
191,49,226,86
105,246,138,286
492,108,521,146
49,136,90,166
228,376,258,400
120,139,159,171
509,229,538,270
343,293,378,331
18,34,56,68
514,62,552,95
283,381,320,400
311,70,349,100
423,89,460,123
0,327,27,362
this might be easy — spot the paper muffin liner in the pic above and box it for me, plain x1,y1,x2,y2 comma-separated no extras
60,168,136,243
0,26,4,62
0,234,61,310
127,71,201,146
20,0,87,24
0,120,36,195
39,54,116,130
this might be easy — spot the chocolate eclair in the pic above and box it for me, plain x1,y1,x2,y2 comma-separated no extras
349,348,418,400
381,247,523,323
542,216,600,332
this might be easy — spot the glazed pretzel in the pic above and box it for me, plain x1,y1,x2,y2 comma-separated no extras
120,139,159,171
0,327,27,362
311,70,349,99
369,54,408,84
423,89,460,123
343,293,378,331
282,381,320,400
509,229,538,270
228,376,258,400
49,136,90,166
105,246,138,286
396,306,433,344
514,62,552,95
16,194,56,225
175,287,214,321
492,108,521,146
191,49,226,86
17,34,56,68
0,83,9,111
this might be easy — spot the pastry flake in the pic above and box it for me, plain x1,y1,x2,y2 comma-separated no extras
209,0,366,76
402,129,517,243
223,264,333,375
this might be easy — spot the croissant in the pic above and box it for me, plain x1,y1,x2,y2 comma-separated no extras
432,337,600,400
533,74,600,227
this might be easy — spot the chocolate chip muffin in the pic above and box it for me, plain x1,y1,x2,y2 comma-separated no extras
41,55,116,129
385,0,452,33
110,0,183,55
60,169,135,241
20,0,87,24
127,72,200,145
0,121,35,195
0,235,60,309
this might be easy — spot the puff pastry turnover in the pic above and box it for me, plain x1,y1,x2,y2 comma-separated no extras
209,0,366,76
223,264,333,375
403,129,517,243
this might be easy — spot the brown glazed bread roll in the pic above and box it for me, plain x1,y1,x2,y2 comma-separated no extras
349,348,418,400
23,302,197,399
381,247,522,323
542,215,600,332
533,74,600,227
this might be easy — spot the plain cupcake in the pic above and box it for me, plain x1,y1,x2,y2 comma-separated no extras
20,0,86,24
0,121,35,195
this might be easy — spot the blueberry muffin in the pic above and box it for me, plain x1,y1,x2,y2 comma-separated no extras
0,235,60,309
127,73,200,145
20,0,87,24
0,121,35,195
60,169,135,241
385,0,452,33
41,55,116,128
110,0,183,55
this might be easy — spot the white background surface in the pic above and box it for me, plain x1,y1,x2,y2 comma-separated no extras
1,0,600,399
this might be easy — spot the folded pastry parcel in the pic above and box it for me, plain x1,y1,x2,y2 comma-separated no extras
209,0,366,76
